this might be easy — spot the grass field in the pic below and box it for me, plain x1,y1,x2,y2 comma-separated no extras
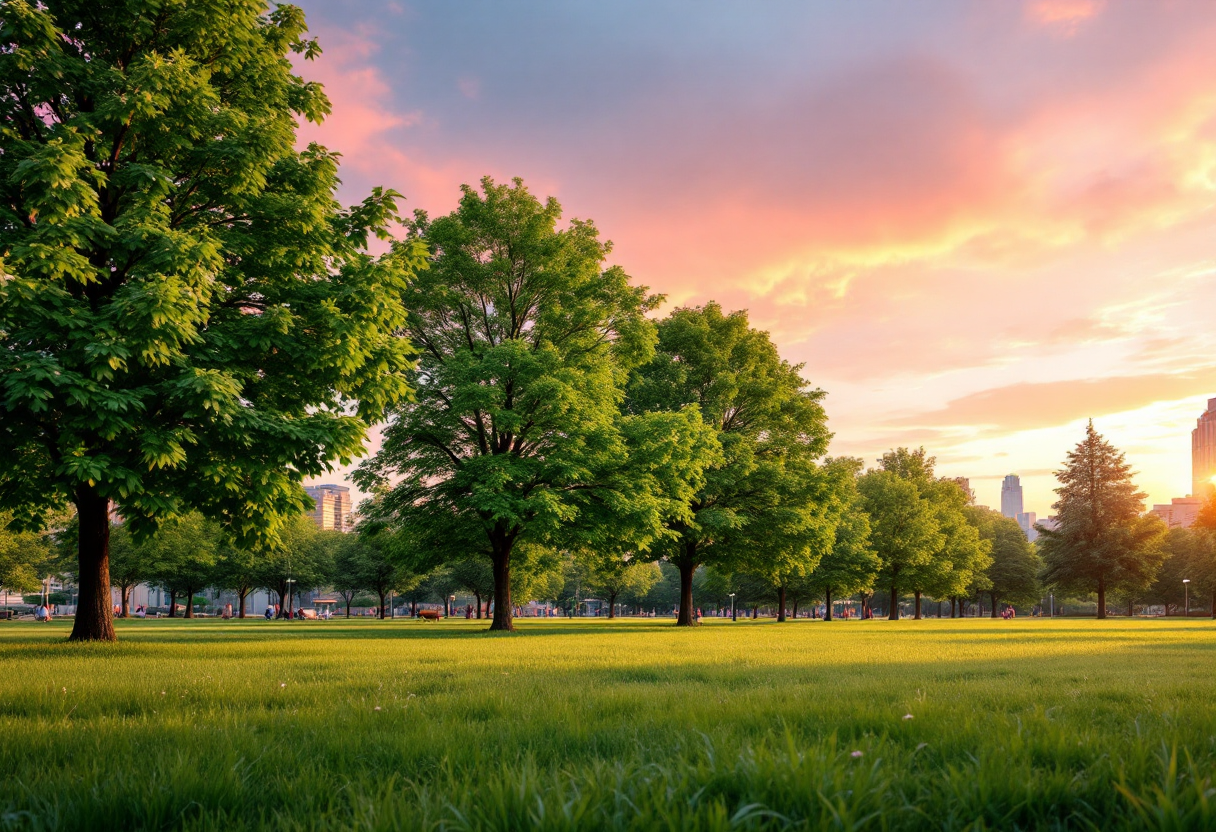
1,617,1215,831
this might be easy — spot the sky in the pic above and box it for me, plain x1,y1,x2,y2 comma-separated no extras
295,0,1216,517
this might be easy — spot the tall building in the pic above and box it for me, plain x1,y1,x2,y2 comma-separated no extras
303,484,352,532
1016,511,1038,542
1150,497,1202,530
1000,475,1023,519
1193,397,1216,501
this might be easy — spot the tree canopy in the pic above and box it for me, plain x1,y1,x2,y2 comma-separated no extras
624,302,832,625
0,0,419,640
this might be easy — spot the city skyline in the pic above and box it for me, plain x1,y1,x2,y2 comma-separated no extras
293,1,1216,519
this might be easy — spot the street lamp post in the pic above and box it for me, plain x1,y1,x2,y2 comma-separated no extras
729,593,736,622
1049,593,1054,618
284,578,295,619
1183,579,1191,618
449,594,455,618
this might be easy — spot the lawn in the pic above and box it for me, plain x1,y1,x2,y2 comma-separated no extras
1,617,1214,831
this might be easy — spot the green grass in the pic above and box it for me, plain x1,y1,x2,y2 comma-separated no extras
2,617,1215,831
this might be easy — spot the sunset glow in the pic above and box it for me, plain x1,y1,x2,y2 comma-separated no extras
297,1,1216,515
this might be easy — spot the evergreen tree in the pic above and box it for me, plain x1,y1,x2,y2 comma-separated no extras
1038,421,1167,619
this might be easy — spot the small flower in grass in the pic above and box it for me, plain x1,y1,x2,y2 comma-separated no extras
851,750,864,758
903,714,914,720
374,706,382,712
280,682,286,688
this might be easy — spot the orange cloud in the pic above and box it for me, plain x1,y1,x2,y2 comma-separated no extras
1026,0,1104,35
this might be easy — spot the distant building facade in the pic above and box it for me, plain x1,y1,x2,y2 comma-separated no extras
303,484,352,532
1000,475,1023,519
1193,397,1216,501
1016,511,1038,542
1150,497,1202,530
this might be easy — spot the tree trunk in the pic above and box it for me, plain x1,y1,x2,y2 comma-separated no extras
489,539,514,631
914,590,922,620
990,592,999,619
777,586,787,622
752,605,758,619
238,587,249,619
889,585,899,620
1211,589,1215,620
792,599,800,619
951,597,957,618
168,589,178,618
473,591,482,619
676,546,697,627
1128,597,1134,617
824,586,833,622
119,585,131,618
184,586,195,619
345,597,352,618
378,590,387,620
607,590,618,619
411,599,417,617
69,486,115,641
1097,575,1107,620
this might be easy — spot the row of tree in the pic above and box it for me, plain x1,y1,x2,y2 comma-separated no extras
0,1,1202,639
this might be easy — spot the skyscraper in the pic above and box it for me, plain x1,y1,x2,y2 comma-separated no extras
1192,397,1216,500
1016,511,1038,542
1000,474,1023,519
303,484,352,532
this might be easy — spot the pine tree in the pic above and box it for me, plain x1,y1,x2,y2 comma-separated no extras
1038,421,1166,619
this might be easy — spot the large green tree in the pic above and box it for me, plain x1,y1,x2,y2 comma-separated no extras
582,552,661,619
0,1,419,641
1038,422,1167,619
857,459,941,620
807,459,879,621
358,178,713,631
625,302,831,626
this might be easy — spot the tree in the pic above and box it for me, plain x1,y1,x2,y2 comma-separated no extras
625,302,831,625
582,552,661,619
808,460,879,621
967,506,1040,616
0,511,52,602
857,458,942,620
919,478,991,619
0,1,420,641
1038,421,1167,619
212,541,263,619
448,557,495,618
358,177,712,631
106,523,151,617
146,513,220,618
258,515,331,618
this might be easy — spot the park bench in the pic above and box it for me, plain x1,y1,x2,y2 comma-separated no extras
417,609,440,621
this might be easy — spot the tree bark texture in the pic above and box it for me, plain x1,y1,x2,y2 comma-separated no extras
676,546,697,626
914,590,922,620
607,591,618,619
777,586,787,622
489,544,514,631
69,486,116,641
889,585,899,620
990,592,999,619
824,586,833,622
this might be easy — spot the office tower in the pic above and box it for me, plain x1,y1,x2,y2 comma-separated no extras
1150,497,1201,529
1000,474,1023,519
1016,511,1037,542
1193,398,1216,500
303,484,352,532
